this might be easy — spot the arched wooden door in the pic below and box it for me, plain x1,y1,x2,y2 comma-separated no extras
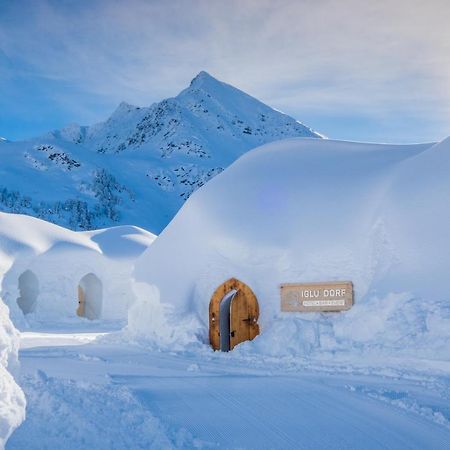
209,278,260,351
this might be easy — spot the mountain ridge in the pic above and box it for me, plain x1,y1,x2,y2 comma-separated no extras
0,71,321,233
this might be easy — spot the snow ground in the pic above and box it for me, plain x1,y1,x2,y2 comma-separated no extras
7,326,450,449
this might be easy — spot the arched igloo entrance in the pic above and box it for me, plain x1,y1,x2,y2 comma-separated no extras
77,273,103,320
209,278,260,351
17,270,39,315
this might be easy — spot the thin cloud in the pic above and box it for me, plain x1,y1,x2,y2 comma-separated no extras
0,0,449,141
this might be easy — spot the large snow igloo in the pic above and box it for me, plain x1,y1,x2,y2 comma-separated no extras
132,137,450,352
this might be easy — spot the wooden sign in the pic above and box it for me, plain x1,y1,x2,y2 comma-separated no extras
280,281,353,312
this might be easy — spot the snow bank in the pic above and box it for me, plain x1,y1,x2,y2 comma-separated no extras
125,284,202,351
132,137,450,361
235,292,450,364
0,299,25,448
7,372,178,450
0,213,155,326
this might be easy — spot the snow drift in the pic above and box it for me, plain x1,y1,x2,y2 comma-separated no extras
132,137,450,361
0,300,25,448
0,212,155,326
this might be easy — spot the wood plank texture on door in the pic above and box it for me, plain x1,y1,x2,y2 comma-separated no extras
230,286,260,350
209,278,260,351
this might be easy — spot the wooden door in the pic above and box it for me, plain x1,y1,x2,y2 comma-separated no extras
209,278,260,351
77,285,85,317
230,287,260,350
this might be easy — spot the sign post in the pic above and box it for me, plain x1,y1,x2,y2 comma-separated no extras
280,281,353,312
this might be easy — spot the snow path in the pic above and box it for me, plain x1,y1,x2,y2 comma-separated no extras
125,374,450,449
7,331,450,449
19,331,105,348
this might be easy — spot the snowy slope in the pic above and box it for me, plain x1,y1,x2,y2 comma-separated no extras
0,72,320,234
132,137,450,362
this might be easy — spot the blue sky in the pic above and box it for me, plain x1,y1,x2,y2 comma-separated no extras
1,0,449,143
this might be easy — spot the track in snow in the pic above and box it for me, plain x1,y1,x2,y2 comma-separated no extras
117,373,450,449
8,331,450,449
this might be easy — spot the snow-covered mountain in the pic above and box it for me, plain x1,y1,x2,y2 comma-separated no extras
0,71,321,233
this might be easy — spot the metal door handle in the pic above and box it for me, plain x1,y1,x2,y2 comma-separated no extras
243,317,257,323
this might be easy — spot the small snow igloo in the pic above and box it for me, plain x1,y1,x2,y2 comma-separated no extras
0,212,156,325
